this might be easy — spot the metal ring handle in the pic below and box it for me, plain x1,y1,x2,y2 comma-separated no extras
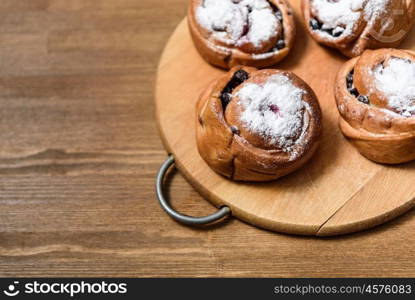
156,155,231,225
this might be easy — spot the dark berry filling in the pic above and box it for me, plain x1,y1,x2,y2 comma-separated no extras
357,95,369,104
332,27,344,37
310,18,322,30
230,125,240,135
221,92,232,108
309,18,344,38
267,3,286,51
220,69,249,110
346,70,370,105
276,40,286,50
269,104,280,114
322,27,343,38
275,10,283,21
212,24,226,31
349,88,359,97
241,23,249,36
346,72,354,89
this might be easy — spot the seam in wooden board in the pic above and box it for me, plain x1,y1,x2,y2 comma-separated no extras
319,198,415,236
315,167,383,235
303,170,324,234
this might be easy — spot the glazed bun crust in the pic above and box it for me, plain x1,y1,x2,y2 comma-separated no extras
335,49,415,164
302,0,415,57
196,67,322,182
188,0,296,69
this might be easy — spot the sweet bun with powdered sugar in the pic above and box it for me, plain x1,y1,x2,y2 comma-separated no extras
335,48,415,164
188,0,296,69
196,67,322,181
302,0,415,57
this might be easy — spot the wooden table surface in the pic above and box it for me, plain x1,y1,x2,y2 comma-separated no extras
0,0,413,277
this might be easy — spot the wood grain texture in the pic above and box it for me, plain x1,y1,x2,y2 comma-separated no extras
0,0,413,277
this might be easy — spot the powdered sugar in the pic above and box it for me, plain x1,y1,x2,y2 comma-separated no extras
252,50,278,60
373,58,415,117
236,74,309,157
310,0,388,39
196,0,280,47
364,0,389,20
244,8,278,47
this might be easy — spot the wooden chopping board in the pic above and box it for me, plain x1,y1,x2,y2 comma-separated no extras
155,0,415,236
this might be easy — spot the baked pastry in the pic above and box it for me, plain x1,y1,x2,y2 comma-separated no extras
302,0,415,57
335,48,415,164
188,0,296,69
196,67,322,181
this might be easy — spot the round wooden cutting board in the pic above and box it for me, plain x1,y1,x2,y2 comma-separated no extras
155,1,415,236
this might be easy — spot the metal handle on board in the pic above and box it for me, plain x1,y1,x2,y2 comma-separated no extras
156,155,231,225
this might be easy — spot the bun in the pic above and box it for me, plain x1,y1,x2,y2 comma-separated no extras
302,0,415,57
196,66,322,181
188,0,296,69
335,48,415,164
